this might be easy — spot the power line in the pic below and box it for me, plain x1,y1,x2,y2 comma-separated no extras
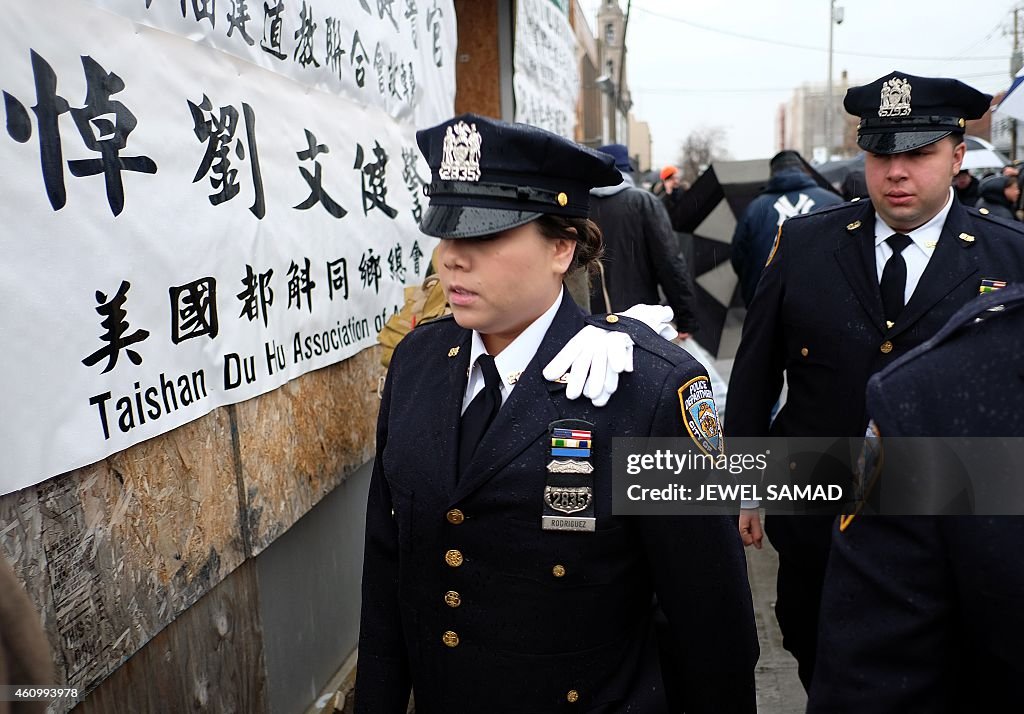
632,71,1012,96
632,5,1007,61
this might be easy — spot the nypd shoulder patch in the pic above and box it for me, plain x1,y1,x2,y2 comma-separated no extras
678,376,724,456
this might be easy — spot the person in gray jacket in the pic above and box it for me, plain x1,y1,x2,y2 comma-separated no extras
974,173,1019,221
589,144,698,338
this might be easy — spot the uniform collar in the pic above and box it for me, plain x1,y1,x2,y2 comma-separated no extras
467,288,564,389
873,186,954,256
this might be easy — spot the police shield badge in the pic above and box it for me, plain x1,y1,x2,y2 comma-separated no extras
678,377,724,456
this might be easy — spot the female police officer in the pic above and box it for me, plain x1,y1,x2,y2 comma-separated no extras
354,114,757,713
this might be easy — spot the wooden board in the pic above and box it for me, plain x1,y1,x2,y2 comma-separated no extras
0,408,243,711
72,560,267,714
234,348,381,555
454,0,502,118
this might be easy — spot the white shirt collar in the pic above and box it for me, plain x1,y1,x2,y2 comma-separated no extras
873,186,954,255
466,287,564,393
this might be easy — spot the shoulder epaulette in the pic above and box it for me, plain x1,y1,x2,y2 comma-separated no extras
583,314,690,367
965,206,1024,235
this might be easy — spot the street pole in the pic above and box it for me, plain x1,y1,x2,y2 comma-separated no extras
1012,7,1021,161
825,0,834,162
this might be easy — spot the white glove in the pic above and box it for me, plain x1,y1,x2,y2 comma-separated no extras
619,304,677,340
543,326,634,407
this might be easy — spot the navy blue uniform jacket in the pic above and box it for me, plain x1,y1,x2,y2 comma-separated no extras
355,296,758,713
809,285,1024,713
727,196,1024,441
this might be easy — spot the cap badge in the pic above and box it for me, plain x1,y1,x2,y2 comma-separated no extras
439,120,482,182
878,77,912,117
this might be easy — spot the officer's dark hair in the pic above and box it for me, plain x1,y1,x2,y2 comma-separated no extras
534,215,604,276
948,131,965,147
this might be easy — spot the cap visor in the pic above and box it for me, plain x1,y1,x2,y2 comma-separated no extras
419,204,543,239
858,130,952,155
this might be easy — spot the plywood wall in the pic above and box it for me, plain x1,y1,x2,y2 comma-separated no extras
0,347,382,713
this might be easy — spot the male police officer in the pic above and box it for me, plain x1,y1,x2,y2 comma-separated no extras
726,71,1024,688
809,284,1024,712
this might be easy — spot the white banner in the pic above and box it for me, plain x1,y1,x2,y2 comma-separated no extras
0,0,456,496
513,0,578,139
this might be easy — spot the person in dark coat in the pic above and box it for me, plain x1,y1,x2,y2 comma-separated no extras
354,114,758,714
588,144,698,337
730,150,843,306
953,168,980,205
809,284,1024,713
974,173,1019,221
726,70,1024,690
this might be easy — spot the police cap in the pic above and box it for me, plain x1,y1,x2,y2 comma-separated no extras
416,113,622,239
844,71,992,155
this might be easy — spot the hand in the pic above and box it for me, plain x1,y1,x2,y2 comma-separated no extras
619,304,676,340
543,326,634,407
739,508,763,549
676,332,691,341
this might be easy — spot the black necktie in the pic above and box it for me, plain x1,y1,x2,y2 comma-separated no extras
880,233,913,326
458,354,503,476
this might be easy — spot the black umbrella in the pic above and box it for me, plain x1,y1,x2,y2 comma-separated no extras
666,157,838,358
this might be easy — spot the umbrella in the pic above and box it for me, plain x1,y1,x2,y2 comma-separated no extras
961,135,1008,171
666,157,838,358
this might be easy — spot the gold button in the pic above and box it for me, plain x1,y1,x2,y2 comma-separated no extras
552,564,566,577
442,630,459,648
605,314,619,323
567,690,579,703
557,192,569,207
799,347,809,357
789,461,797,471
444,591,461,608
880,340,894,354
446,508,465,525
979,208,990,215
445,549,463,567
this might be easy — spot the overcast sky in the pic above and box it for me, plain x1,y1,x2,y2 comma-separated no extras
579,0,1018,165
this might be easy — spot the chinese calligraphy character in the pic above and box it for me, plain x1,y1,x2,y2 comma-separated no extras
410,240,424,275
350,31,369,88
186,0,216,28
170,278,219,344
293,1,320,68
227,0,255,45
326,258,349,301
82,280,150,373
325,17,348,80
261,0,287,60
69,56,158,216
387,243,406,282
373,43,386,95
359,249,382,294
426,0,445,68
287,258,316,312
354,140,398,219
376,0,399,31
188,95,265,218
405,0,419,48
4,52,158,215
294,129,347,218
400,147,426,223
237,264,274,326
